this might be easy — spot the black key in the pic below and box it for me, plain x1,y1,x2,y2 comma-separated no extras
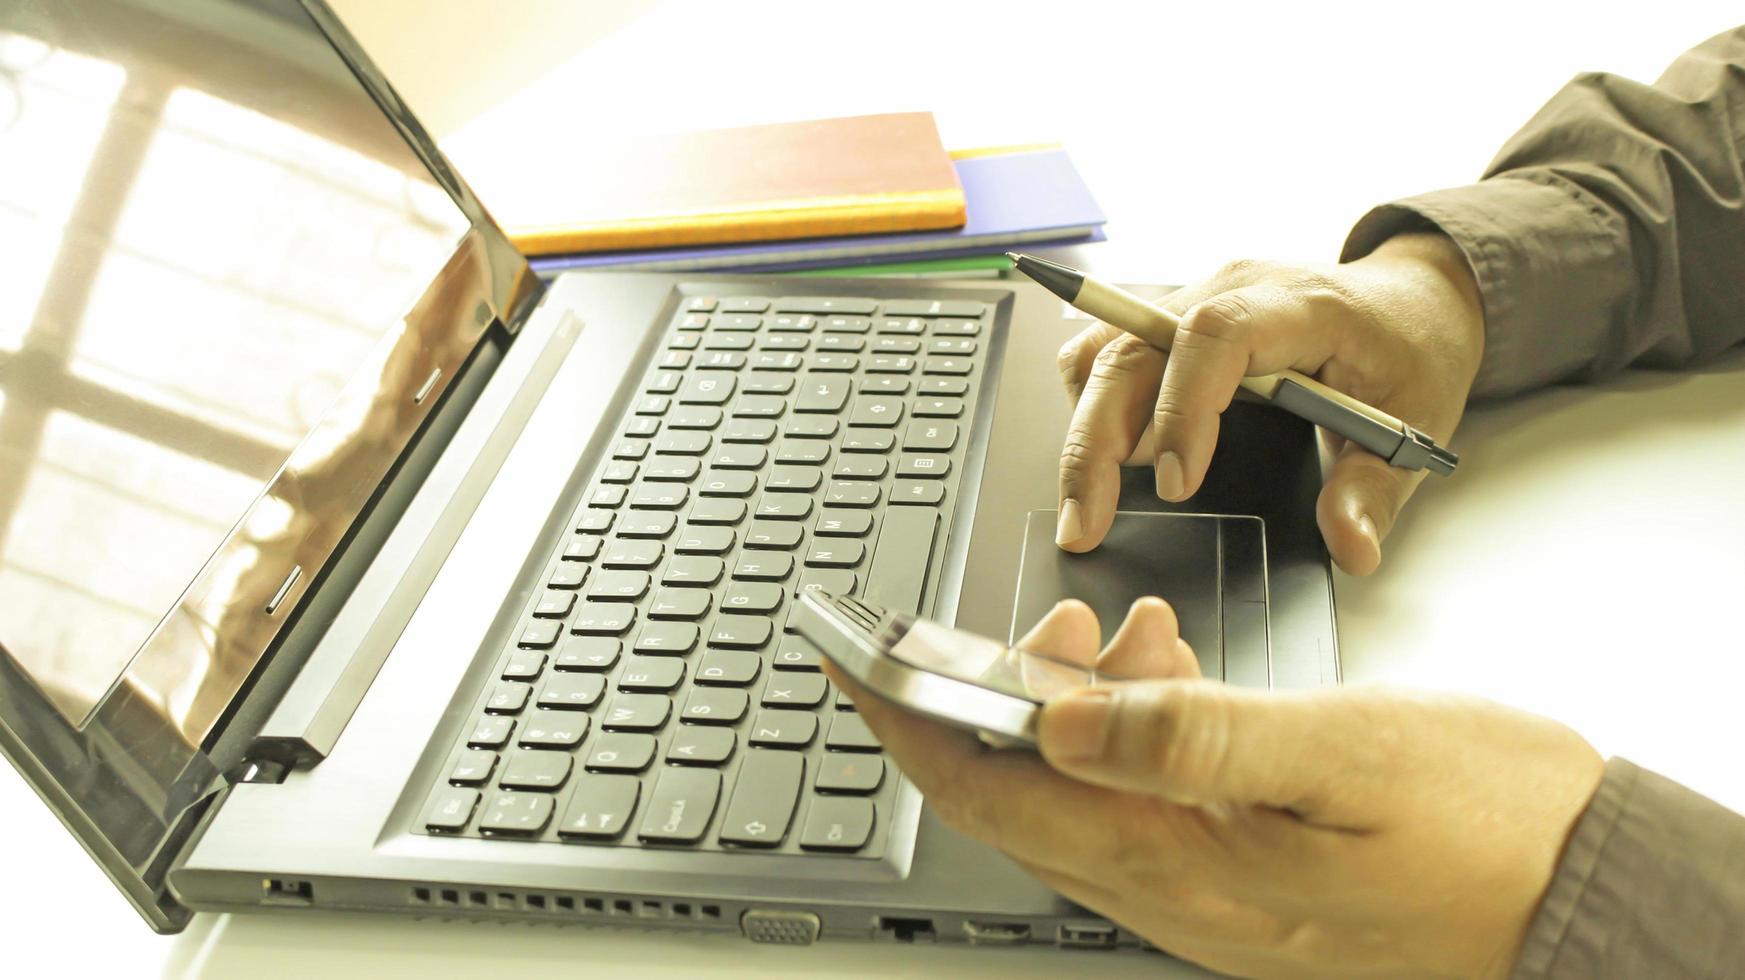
865,506,938,615
667,727,736,766
710,614,773,648
703,332,754,351
659,349,693,369
849,395,904,427
897,453,951,478
777,297,878,315
805,540,865,567
697,470,755,497
892,480,945,505
785,416,838,439
872,336,921,354
588,485,626,508
766,465,821,491
721,418,777,443
695,650,761,686
809,353,859,371
858,376,911,395
601,693,672,732
675,526,736,553
698,350,746,370
500,751,573,791
649,587,712,620
841,429,895,453
585,570,650,601
795,376,851,413
755,492,813,520
563,535,603,561
683,297,716,313
745,520,804,549
913,397,964,418
748,351,803,371
450,750,497,787
538,672,606,710
663,556,724,586
795,570,857,604
634,621,699,655
826,712,882,751
930,318,981,336
732,395,787,418
772,637,823,671
928,337,978,356
816,754,884,794
924,356,974,375
884,299,984,318
425,787,480,832
748,709,818,748
601,461,638,483
836,689,856,710
602,540,663,569
681,687,749,724
618,512,677,538
743,373,795,394
636,394,672,414
712,444,767,469
502,650,546,680
799,797,874,851
720,297,769,313
715,313,763,330
722,581,785,612
670,405,723,430
718,751,805,847
555,636,620,671
688,499,747,524
480,793,555,835
759,333,810,350
518,710,589,749
832,456,887,480
766,313,815,332
817,333,865,351
586,731,658,771
761,672,827,707
548,562,588,589
775,439,830,465
618,656,685,692
866,354,916,374
486,682,532,714
824,481,881,508
644,457,701,481
876,316,927,335
733,553,794,581
655,431,712,455
534,591,576,619
637,769,722,844
557,774,640,839
919,376,969,395
903,419,958,452
815,509,872,536
572,601,638,634
624,416,661,437
468,715,515,749
630,484,689,509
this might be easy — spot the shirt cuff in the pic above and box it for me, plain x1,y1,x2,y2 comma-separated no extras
1340,175,1635,399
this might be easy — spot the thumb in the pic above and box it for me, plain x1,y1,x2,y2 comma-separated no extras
1315,440,1427,576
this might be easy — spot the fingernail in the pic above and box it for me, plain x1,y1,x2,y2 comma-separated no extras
1043,687,1116,762
1357,513,1381,560
1154,451,1184,501
1056,499,1084,548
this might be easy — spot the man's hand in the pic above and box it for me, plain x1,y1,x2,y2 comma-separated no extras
1055,233,1485,574
830,600,1602,979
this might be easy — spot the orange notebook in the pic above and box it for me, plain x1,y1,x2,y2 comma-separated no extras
484,112,967,256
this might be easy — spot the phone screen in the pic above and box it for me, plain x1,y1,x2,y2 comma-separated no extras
885,619,1104,703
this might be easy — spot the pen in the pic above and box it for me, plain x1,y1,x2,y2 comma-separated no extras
1007,252,1460,476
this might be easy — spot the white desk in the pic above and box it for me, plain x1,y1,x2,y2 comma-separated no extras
7,2,1742,975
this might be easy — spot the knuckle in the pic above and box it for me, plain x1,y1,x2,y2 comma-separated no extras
1213,257,1270,285
1144,685,1234,801
1057,430,1103,478
1088,332,1157,378
1181,292,1257,345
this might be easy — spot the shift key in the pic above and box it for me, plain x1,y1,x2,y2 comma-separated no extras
717,751,805,846
863,507,938,615
637,768,722,843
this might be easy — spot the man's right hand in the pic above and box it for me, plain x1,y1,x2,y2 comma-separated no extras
1054,232,1486,575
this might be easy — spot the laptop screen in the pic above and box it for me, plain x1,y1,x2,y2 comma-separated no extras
0,0,471,726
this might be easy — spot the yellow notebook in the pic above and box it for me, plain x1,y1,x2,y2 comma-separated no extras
481,112,967,256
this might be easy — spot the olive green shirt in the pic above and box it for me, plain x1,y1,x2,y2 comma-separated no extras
1344,28,1745,978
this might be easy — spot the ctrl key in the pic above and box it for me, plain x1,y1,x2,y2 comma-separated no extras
558,774,641,840
423,787,480,833
799,797,874,851
478,791,554,836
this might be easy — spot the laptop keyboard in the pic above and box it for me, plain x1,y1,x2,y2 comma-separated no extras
417,293,995,858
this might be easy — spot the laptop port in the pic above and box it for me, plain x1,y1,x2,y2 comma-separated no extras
963,921,1031,946
261,878,313,907
741,909,821,945
876,916,937,943
1057,923,1117,949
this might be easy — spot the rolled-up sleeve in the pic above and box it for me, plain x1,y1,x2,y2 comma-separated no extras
1343,28,1745,398
1510,758,1745,979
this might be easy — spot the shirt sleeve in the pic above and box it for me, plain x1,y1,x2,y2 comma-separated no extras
1509,757,1745,978
1341,28,1745,398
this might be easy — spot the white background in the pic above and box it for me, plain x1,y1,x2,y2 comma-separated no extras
4,2,1743,976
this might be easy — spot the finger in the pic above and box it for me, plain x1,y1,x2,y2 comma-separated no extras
1056,321,1125,406
1152,284,1341,502
1315,440,1427,576
1093,597,1201,681
1057,333,1166,552
1016,599,1101,669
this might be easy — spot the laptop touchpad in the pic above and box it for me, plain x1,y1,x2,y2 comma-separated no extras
1008,511,1269,683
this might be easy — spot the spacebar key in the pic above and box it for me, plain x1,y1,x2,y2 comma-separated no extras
863,508,939,615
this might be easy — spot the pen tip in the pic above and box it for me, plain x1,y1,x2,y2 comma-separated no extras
1005,251,1024,264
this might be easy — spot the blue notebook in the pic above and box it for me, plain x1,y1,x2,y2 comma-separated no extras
527,148,1106,274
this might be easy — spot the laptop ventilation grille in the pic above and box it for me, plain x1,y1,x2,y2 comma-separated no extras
408,885,725,922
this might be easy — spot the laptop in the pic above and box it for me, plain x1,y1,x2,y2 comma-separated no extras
0,0,1337,950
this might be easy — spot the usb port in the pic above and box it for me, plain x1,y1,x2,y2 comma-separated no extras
964,921,1031,946
1057,923,1117,949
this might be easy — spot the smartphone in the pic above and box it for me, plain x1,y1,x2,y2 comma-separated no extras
792,587,1115,748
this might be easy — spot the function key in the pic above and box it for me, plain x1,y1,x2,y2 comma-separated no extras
760,333,809,350
714,314,763,331
578,509,615,532
502,650,546,681
518,620,562,649
873,336,920,354
612,440,650,460
773,297,879,315
719,297,770,313
624,416,661,437
549,562,588,589
820,316,871,334
928,337,977,356
767,314,817,332
749,351,804,371
600,461,638,484
876,317,927,336
646,370,684,394
881,299,985,318
817,334,865,351
668,332,702,350
697,351,747,370
930,318,981,336
866,354,916,374
659,349,693,369
684,296,718,313
678,313,711,330
702,333,754,351
589,485,627,508
809,353,859,372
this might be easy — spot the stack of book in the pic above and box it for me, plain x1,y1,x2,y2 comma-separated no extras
483,112,1104,278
